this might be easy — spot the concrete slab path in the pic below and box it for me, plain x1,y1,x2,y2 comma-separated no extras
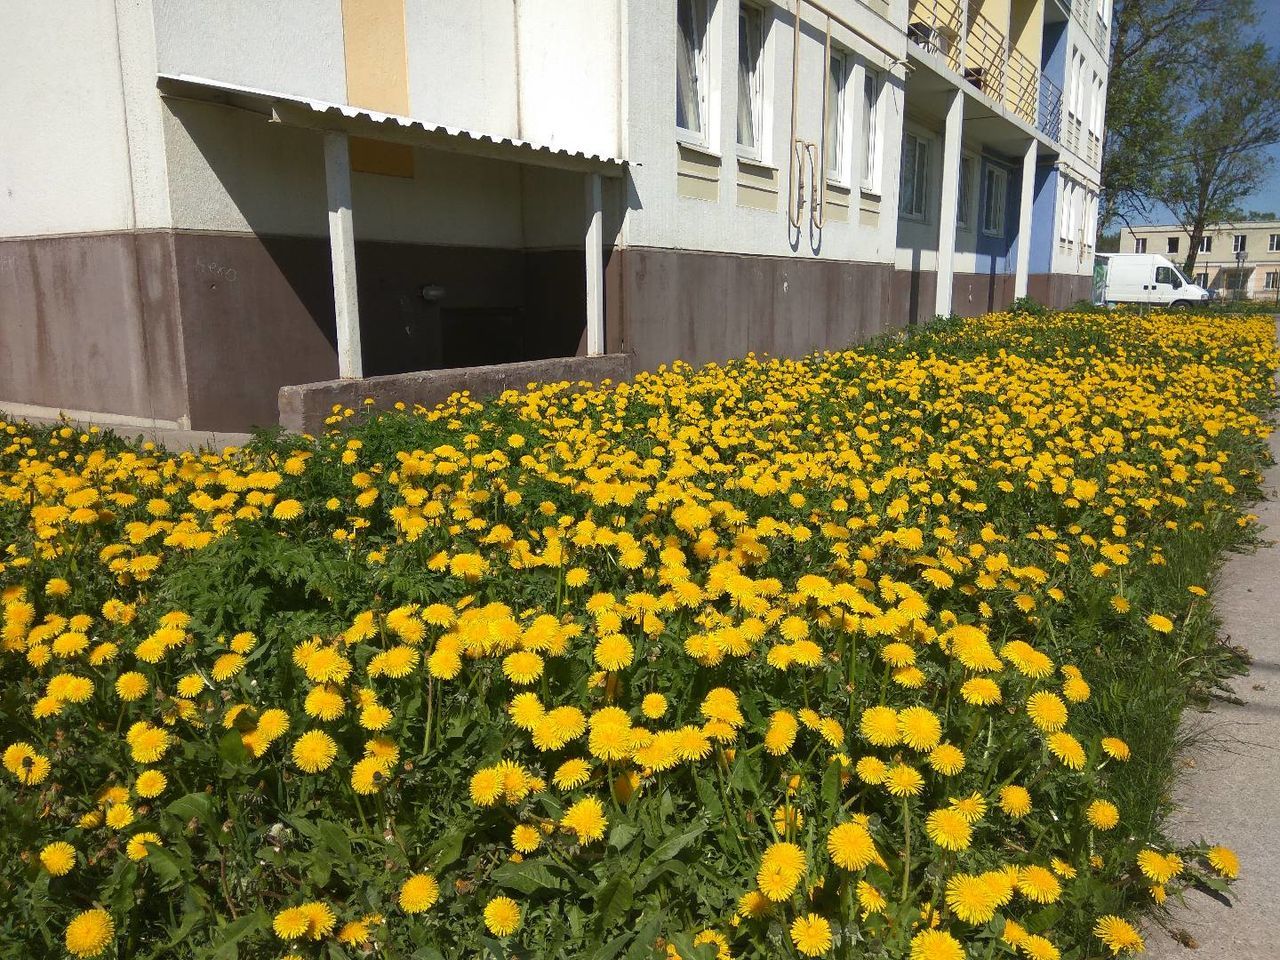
1146,365,1280,958
0,407,250,453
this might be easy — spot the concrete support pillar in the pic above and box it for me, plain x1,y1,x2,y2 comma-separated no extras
584,173,605,357
934,90,964,318
1014,138,1037,299
324,130,362,379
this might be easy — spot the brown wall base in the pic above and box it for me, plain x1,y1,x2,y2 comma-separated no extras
0,230,592,433
613,247,897,372
0,233,187,422
890,268,938,328
1028,273,1093,309
952,272,1017,317
1,228,1104,434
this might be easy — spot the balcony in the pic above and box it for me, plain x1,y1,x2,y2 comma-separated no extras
906,0,1043,129
1038,73,1063,141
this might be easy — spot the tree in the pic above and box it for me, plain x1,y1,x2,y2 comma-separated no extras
1160,39,1280,275
1101,0,1238,230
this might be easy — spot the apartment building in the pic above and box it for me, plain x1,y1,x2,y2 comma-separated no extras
1123,221,1280,301
0,0,1108,433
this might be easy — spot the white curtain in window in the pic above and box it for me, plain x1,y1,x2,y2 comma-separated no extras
861,73,878,186
677,0,706,134
825,54,844,176
737,6,762,151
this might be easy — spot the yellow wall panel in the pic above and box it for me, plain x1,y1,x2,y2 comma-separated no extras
349,136,414,178
341,0,410,115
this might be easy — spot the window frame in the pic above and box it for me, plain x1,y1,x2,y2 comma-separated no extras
676,0,714,146
1134,237,1147,253
1194,271,1209,287
1166,236,1179,254
981,164,1008,238
1233,233,1247,253
1269,234,1280,252
735,2,766,161
898,131,931,221
824,47,850,185
1266,271,1279,290
1198,236,1212,254
860,67,883,194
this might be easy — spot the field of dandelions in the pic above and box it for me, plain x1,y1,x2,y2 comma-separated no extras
2,310,1274,960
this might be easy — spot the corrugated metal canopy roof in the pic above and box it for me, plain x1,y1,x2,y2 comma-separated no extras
156,73,626,177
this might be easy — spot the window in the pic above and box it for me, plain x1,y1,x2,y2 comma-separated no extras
1270,234,1280,252
982,165,1008,236
676,0,712,141
1233,234,1247,253
1067,46,1079,118
1134,237,1147,253
1198,236,1212,254
1065,182,1078,245
860,70,882,192
957,156,975,228
899,133,929,219
1166,237,1179,254
736,3,765,158
825,49,848,182
1155,265,1177,286
1266,271,1279,290
1195,272,1209,287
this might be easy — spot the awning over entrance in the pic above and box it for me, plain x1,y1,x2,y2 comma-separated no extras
157,74,624,379
156,74,626,176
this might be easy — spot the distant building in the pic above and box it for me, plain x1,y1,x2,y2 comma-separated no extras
1123,221,1280,300
1,0,1109,433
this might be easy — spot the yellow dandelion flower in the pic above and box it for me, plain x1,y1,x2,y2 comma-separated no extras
1093,915,1145,955
399,873,440,913
1206,845,1239,879
1085,799,1120,830
483,896,521,937
925,808,972,851
65,909,114,958
291,730,338,773
40,841,76,876
827,821,877,870
790,913,832,956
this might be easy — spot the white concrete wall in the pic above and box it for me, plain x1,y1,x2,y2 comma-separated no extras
0,0,167,237
403,0,621,159
621,0,908,264
515,0,622,158
152,0,348,103
405,0,519,136
161,99,536,247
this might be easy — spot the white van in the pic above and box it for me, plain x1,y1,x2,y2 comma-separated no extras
1095,254,1212,308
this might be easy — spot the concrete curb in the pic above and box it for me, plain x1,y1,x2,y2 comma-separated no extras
278,353,633,436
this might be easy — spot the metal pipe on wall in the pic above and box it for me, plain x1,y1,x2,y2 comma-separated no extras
788,1,805,229
788,0,908,232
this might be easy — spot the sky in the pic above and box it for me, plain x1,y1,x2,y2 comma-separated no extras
1133,0,1280,225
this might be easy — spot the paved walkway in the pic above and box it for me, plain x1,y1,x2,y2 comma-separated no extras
1146,398,1280,957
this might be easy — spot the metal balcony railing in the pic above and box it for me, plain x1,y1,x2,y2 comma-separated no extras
906,0,1043,129
1005,44,1039,123
1038,73,1063,141
906,0,966,73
